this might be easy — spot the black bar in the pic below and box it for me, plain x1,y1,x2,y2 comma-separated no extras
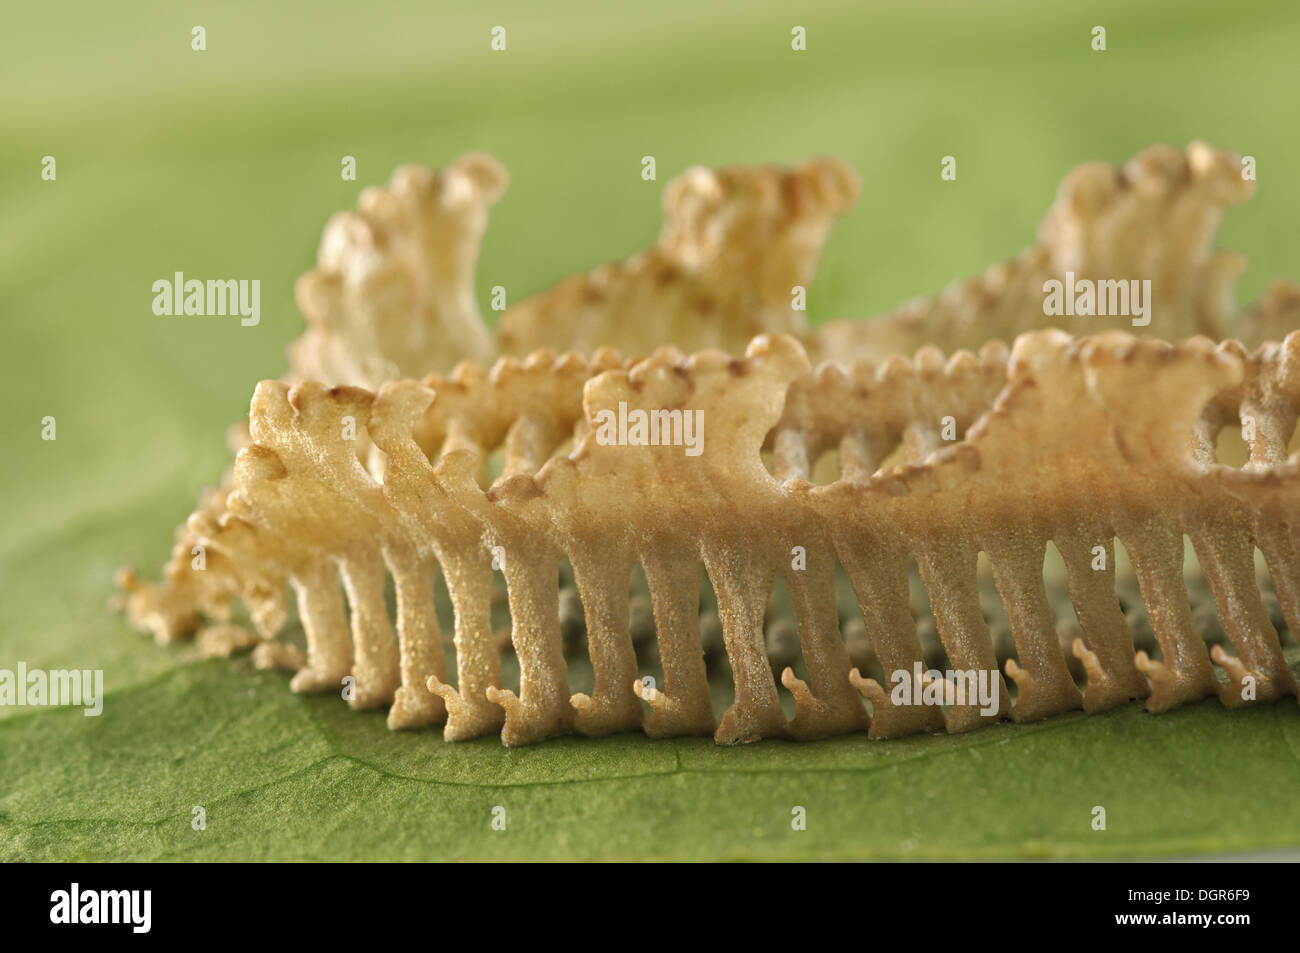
0,860,1282,940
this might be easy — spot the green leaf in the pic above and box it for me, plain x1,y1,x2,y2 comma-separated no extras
4,0,1300,860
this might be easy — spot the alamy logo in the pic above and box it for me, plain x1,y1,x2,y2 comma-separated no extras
1042,271,1151,327
889,662,1000,716
594,402,704,457
0,662,103,716
151,271,260,326
50,883,151,933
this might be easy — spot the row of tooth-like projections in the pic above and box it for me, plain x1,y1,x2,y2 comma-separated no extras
813,142,1262,365
275,143,1290,402
121,329,1300,746
289,152,509,388
495,157,860,360
116,140,1282,650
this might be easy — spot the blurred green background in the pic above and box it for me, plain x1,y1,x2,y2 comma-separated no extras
2,0,1300,860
